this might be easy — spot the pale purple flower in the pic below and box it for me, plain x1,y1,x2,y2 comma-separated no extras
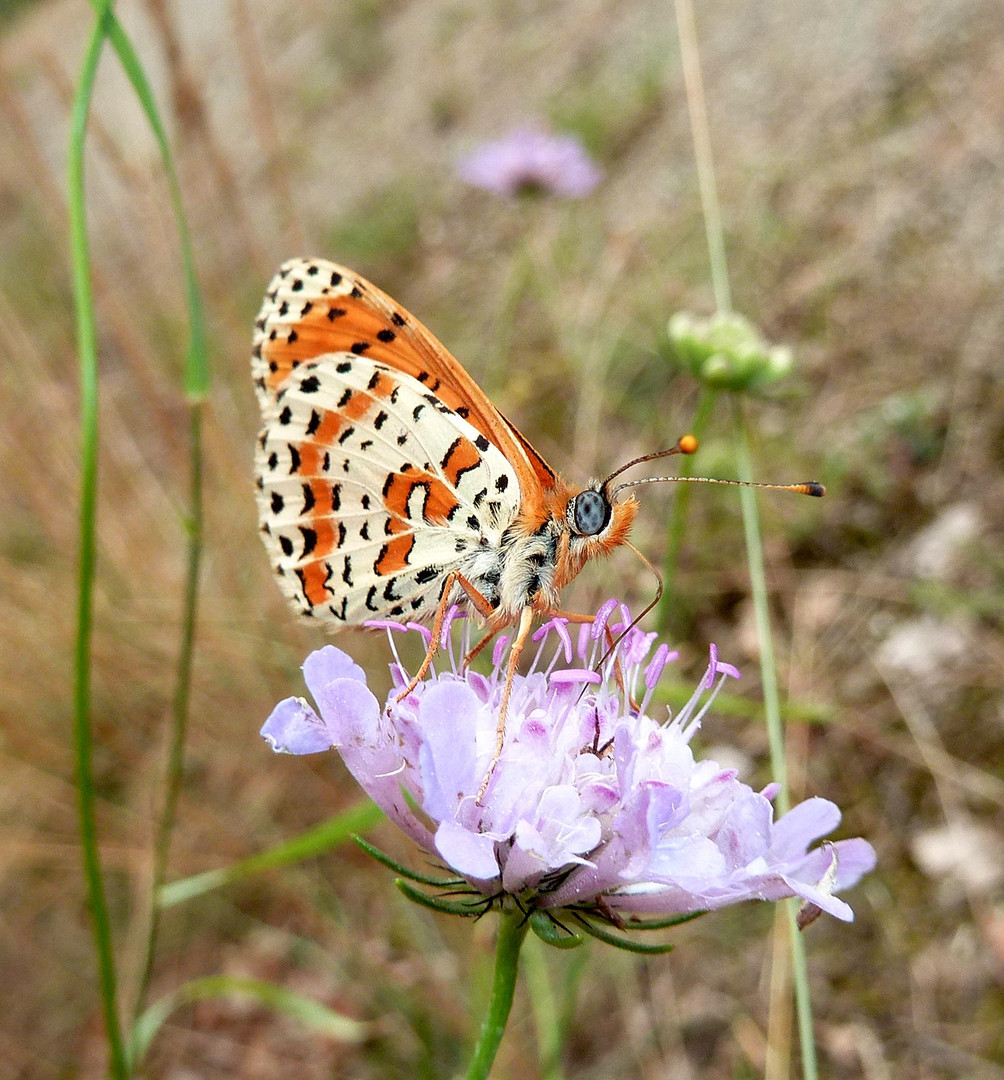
457,125,602,198
262,604,875,925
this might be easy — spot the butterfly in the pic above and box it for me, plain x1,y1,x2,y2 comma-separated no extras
252,258,821,787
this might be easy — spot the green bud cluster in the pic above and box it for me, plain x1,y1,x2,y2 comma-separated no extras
668,311,793,392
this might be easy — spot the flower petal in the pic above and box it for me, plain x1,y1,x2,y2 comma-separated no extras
416,682,484,820
435,820,499,881
303,645,367,705
260,697,333,755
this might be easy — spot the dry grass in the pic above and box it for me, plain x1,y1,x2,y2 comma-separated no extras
0,0,1001,1076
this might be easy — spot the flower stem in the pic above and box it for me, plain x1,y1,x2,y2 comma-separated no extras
465,911,529,1080
732,400,818,1080
730,400,787,808
787,900,820,1080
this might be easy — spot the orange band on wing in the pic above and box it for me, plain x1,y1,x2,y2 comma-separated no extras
342,389,374,421
441,436,481,487
312,409,343,444
295,442,327,476
375,533,415,575
297,561,331,607
382,470,460,524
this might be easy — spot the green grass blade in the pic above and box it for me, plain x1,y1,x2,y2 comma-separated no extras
68,3,128,1076
76,1,212,1028
158,799,385,907
86,0,208,398
131,975,368,1067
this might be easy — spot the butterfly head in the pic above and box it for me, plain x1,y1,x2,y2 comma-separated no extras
545,480,639,597
565,483,638,547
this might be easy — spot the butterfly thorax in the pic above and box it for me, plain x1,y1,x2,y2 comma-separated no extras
456,487,639,625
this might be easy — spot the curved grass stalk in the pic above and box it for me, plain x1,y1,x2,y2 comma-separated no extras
158,799,385,907
73,0,211,1048
69,3,127,1076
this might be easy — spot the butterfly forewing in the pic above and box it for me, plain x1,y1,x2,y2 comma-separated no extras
256,354,521,624
253,258,559,509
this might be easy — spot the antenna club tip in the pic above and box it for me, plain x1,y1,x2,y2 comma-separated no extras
677,434,698,455
802,482,826,497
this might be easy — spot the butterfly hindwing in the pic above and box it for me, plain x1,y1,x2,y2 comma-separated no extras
256,354,521,624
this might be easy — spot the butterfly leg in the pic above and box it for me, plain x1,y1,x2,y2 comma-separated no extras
460,625,499,671
394,570,496,702
476,605,535,805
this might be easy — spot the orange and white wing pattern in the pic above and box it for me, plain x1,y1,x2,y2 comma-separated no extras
253,261,524,624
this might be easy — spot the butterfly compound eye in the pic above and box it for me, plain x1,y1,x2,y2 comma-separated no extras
570,489,611,536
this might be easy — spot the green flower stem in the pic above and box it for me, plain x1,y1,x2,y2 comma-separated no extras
69,3,128,1078
656,384,715,636
730,402,787,807
731,398,817,1080
523,934,562,1080
787,899,820,1080
464,910,529,1080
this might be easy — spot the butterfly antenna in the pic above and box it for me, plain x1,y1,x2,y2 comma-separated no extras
601,434,699,488
613,475,826,499
604,433,825,501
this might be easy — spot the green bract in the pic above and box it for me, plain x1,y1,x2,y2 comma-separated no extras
668,311,793,392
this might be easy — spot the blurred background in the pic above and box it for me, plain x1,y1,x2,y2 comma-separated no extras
1,0,1001,1076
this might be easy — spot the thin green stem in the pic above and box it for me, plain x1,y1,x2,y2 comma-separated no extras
731,401,788,808
656,384,716,635
787,900,820,1080
69,3,128,1078
732,400,817,1080
671,4,817,1071
464,911,529,1080
673,0,731,313
131,406,204,1024
523,934,563,1080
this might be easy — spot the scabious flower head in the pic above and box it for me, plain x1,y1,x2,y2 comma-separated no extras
669,310,794,393
457,124,602,199
262,603,874,930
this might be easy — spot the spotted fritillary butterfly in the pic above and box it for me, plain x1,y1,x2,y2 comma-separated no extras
251,258,674,641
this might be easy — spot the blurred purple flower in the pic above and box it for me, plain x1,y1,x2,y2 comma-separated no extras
457,125,602,198
262,603,874,924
